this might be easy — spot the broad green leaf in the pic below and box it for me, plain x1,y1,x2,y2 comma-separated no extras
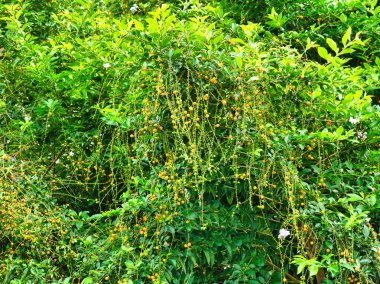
252,256,265,267
81,277,94,284
15,9,23,20
375,6,380,15
335,126,344,137
133,19,144,31
317,47,331,61
146,18,159,34
376,57,380,67
309,265,319,277
235,56,243,68
345,193,363,202
339,48,355,55
297,263,306,274
326,38,339,53
341,261,355,271
339,13,347,23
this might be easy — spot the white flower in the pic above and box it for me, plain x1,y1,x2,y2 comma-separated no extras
184,188,189,199
24,115,31,121
357,131,367,140
278,228,290,240
69,151,74,156
249,76,260,81
103,62,111,68
349,117,359,124
130,4,138,13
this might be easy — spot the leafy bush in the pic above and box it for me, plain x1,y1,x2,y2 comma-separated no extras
0,1,379,283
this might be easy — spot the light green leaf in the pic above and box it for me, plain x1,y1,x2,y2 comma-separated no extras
339,48,355,55
345,193,363,202
81,277,94,284
326,38,339,53
309,265,319,277
133,19,145,31
317,47,331,61
335,126,344,137
339,13,347,23
297,263,306,274
342,27,351,46
235,56,243,68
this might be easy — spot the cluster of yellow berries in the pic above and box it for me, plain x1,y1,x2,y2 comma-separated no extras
173,194,186,206
317,178,326,187
347,274,361,283
147,273,159,282
154,211,172,222
136,224,148,238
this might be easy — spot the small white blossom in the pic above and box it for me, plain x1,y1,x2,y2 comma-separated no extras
184,188,189,199
103,62,111,68
249,76,260,81
357,131,367,140
349,117,359,125
130,4,138,13
69,151,74,156
278,228,290,240
24,115,31,121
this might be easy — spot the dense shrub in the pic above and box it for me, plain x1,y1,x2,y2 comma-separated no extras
0,1,379,283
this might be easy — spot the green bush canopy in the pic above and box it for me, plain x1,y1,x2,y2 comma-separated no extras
0,1,379,283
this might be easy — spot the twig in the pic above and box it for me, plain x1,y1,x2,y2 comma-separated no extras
265,260,300,284
42,144,68,178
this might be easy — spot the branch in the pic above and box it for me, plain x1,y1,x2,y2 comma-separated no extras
265,260,300,284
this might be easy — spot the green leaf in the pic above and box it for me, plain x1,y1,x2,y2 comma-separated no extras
252,256,265,267
335,126,344,137
345,193,363,202
297,263,306,274
339,13,347,23
62,278,72,284
164,225,175,234
204,250,215,266
341,261,354,271
365,194,376,206
235,56,243,68
133,20,144,31
342,27,351,46
81,277,94,284
363,225,370,238
317,47,331,61
146,18,159,34
75,221,83,229
339,48,355,55
375,6,380,15
311,165,321,173
326,38,339,53
309,265,319,277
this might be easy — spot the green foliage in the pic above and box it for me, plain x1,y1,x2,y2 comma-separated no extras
0,0,379,283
